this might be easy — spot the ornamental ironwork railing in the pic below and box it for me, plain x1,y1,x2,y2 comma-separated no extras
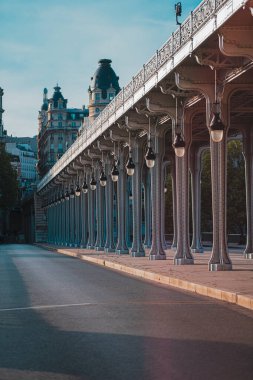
38,0,230,191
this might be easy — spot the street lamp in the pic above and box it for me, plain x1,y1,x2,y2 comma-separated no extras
90,175,97,191
75,183,81,197
100,152,107,186
126,131,135,175
100,170,107,186
82,180,88,194
65,189,70,201
173,132,185,157
210,69,224,143
210,112,225,143
111,161,119,182
126,154,135,176
145,117,156,168
70,187,75,199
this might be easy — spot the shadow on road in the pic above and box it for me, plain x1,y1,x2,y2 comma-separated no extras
0,245,252,380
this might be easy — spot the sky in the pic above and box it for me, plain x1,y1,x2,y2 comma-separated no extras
0,0,200,137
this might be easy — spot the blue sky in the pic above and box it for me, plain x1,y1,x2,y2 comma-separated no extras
0,0,200,137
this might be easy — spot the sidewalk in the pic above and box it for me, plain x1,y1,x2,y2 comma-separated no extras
37,244,253,311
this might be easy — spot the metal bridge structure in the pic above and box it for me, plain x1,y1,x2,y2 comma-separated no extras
36,0,253,271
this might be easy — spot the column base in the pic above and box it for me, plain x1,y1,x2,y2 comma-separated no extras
87,245,94,249
174,258,194,265
209,263,232,271
115,249,129,255
244,253,253,259
131,251,145,257
170,243,177,250
104,247,115,253
191,248,204,253
149,254,166,260
95,246,105,252
144,243,151,249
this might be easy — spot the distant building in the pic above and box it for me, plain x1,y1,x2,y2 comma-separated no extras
5,143,37,189
0,87,7,140
88,59,120,124
37,86,88,177
5,135,37,153
37,60,120,177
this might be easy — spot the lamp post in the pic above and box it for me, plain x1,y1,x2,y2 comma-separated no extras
126,131,135,175
145,117,156,168
210,69,224,143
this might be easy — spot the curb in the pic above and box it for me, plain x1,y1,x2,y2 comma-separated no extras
37,244,253,311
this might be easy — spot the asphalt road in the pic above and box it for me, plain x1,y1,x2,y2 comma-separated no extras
0,244,252,380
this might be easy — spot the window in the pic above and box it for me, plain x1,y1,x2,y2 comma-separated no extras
109,93,114,101
95,108,100,113
58,114,62,120
71,113,76,120
58,122,62,127
95,93,100,101
72,122,76,127
72,133,77,140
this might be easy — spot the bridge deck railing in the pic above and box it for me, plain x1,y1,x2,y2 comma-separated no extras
38,0,230,192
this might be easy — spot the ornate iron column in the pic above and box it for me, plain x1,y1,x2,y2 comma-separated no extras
74,192,81,247
52,201,57,245
80,178,88,248
59,194,63,245
116,147,129,254
208,130,232,270
95,168,105,251
65,186,71,246
242,128,253,259
61,193,65,245
149,127,167,260
47,205,51,243
190,144,204,253
131,138,145,257
143,168,152,248
104,159,115,252
161,162,168,250
87,172,96,249
170,156,177,249
69,185,75,247
174,108,194,265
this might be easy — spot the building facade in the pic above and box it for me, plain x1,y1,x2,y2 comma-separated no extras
37,86,88,177
5,142,37,189
88,59,120,124
0,87,6,140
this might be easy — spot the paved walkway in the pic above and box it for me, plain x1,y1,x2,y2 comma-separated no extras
37,244,253,311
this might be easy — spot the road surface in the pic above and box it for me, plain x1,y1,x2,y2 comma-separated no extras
0,244,252,380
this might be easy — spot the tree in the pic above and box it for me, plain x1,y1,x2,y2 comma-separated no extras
0,142,18,210
226,140,246,242
200,140,246,242
163,140,246,244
